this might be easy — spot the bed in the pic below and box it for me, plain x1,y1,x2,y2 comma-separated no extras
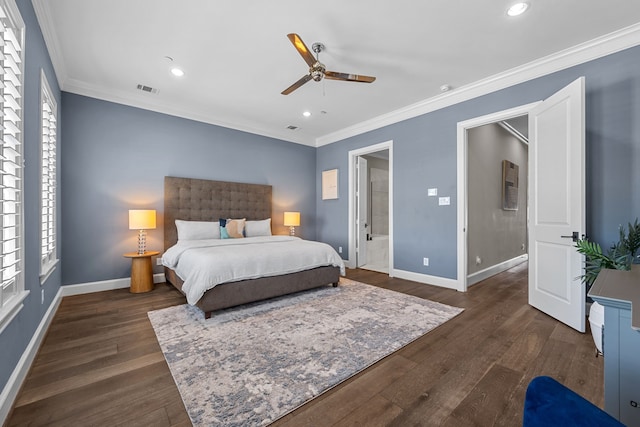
162,176,344,318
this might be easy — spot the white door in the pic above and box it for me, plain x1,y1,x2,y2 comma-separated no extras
529,77,586,332
356,156,368,267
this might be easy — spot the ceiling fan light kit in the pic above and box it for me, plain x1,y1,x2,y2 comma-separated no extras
281,33,376,95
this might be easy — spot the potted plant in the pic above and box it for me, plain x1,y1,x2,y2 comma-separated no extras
575,219,640,354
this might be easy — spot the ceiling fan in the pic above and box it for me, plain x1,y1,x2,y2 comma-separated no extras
281,33,376,95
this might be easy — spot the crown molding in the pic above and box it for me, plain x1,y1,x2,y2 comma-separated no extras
32,1,640,150
62,78,317,147
31,0,67,90
315,22,640,147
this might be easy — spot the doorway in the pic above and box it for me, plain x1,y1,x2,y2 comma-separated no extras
348,141,393,274
465,116,529,286
358,151,390,273
457,103,538,291
457,78,586,332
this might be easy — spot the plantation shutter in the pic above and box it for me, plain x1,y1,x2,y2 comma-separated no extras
41,75,56,275
0,1,23,313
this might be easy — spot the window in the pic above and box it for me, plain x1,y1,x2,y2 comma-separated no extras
40,70,57,282
0,0,26,333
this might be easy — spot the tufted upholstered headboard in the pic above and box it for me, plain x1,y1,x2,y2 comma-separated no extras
164,176,272,251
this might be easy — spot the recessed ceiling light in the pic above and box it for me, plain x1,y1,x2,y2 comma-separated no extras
507,2,529,16
302,111,312,117
170,67,185,77
440,84,452,92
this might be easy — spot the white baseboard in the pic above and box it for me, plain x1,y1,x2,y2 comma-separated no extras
346,262,460,291
0,286,63,425
60,273,165,297
467,254,528,286
0,272,166,424
391,268,460,290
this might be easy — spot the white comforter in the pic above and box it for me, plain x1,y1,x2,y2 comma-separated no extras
162,236,346,305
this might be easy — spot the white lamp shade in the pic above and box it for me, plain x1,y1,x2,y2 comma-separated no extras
129,209,156,230
283,211,300,227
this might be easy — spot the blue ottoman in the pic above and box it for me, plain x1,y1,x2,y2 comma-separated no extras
523,376,624,427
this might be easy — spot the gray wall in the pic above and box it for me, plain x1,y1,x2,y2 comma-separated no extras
316,45,640,280
467,123,528,275
0,0,62,396
61,93,317,285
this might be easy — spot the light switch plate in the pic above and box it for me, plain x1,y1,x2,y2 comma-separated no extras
428,188,438,196
438,197,450,206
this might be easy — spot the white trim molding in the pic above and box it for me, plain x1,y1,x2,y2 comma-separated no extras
467,255,529,287
60,273,165,297
33,3,640,149
347,140,394,275
316,23,640,147
0,272,166,425
31,0,66,89
0,288,60,425
392,268,459,290
456,102,539,291
0,291,29,336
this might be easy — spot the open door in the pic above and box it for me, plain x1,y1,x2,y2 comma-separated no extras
356,156,368,267
528,77,586,332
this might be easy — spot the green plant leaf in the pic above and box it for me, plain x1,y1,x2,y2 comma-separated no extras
575,234,632,291
623,218,640,260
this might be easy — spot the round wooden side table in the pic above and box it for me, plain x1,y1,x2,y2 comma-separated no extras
123,251,160,293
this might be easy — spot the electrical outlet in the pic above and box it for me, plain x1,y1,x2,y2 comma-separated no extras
338,246,343,254
423,257,429,266
41,289,44,304
156,257,163,266
438,196,450,206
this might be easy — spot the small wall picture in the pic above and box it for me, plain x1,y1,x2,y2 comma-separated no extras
502,160,519,210
322,169,338,200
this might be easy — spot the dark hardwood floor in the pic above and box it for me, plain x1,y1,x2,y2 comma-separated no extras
6,263,603,426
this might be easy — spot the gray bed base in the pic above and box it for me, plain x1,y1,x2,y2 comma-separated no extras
163,176,340,318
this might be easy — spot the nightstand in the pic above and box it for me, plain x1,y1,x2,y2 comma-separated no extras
123,251,160,293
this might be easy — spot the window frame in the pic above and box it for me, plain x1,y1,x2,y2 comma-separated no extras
0,0,27,334
39,69,58,284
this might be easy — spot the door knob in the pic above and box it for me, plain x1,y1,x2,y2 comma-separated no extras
560,231,579,242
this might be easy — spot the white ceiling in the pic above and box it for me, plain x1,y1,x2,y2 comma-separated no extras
33,1,640,147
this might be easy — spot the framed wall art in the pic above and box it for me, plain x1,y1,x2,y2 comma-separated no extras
502,160,519,210
322,169,338,200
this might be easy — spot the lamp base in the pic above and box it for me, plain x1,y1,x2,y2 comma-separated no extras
289,226,296,236
138,229,147,255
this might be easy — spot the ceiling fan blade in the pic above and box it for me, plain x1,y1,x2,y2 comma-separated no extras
325,71,376,83
287,33,316,68
281,74,313,95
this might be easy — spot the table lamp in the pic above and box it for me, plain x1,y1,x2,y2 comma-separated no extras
284,211,300,236
129,209,156,254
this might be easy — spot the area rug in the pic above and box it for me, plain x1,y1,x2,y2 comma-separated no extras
148,278,463,426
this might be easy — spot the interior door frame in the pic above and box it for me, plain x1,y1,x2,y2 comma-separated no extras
456,102,539,292
356,156,368,267
347,140,393,273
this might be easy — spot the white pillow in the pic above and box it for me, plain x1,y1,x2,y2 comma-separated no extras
244,218,272,237
175,220,221,240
